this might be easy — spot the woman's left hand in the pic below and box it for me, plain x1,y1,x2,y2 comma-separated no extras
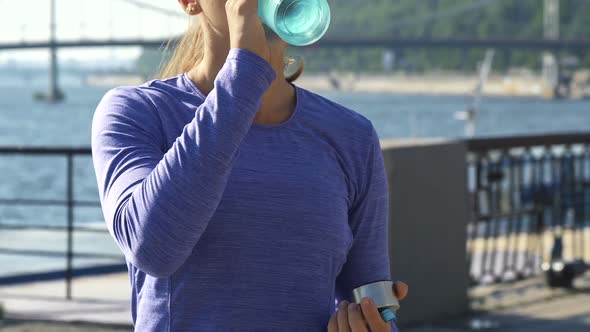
327,281,409,332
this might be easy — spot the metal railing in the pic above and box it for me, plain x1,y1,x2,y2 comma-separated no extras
0,147,125,299
466,133,590,285
3,134,590,296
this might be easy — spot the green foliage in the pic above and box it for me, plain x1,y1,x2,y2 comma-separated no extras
137,0,590,74
310,0,590,72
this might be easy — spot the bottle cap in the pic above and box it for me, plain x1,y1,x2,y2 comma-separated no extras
380,308,397,322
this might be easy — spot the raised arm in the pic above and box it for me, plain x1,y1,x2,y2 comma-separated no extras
91,48,275,278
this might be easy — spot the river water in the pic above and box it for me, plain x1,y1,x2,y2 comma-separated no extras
0,76,588,277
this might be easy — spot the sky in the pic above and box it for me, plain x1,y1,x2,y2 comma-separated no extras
0,0,189,64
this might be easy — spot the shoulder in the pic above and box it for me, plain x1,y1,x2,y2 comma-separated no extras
93,72,190,122
94,85,159,125
298,87,377,148
92,84,165,143
95,74,195,115
297,87,381,198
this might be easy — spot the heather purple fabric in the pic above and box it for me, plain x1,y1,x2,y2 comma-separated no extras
91,48,397,331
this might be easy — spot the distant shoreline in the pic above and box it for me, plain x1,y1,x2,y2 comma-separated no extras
296,73,547,97
86,73,555,98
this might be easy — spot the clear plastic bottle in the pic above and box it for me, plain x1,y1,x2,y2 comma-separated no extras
258,0,331,46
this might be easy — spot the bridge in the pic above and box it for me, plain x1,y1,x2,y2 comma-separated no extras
0,0,578,101
2,37,590,52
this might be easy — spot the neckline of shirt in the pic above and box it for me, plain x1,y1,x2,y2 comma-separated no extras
180,72,302,130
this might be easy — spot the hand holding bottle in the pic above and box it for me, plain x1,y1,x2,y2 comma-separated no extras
327,281,409,332
226,0,271,63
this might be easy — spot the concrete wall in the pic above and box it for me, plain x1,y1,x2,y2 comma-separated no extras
380,139,470,326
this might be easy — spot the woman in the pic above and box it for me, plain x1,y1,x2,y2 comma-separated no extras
91,0,408,331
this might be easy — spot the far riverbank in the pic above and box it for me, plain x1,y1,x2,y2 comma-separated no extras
296,73,546,97
85,71,589,99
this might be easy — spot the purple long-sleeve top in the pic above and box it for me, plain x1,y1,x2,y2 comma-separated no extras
91,48,396,331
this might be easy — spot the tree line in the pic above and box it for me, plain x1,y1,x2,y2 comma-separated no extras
138,0,590,76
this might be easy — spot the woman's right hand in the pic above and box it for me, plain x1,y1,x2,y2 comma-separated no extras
225,0,271,63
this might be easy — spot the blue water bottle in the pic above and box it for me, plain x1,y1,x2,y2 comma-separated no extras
258,0,331,46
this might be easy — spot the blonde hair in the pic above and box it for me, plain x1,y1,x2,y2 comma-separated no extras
158,18,303,83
